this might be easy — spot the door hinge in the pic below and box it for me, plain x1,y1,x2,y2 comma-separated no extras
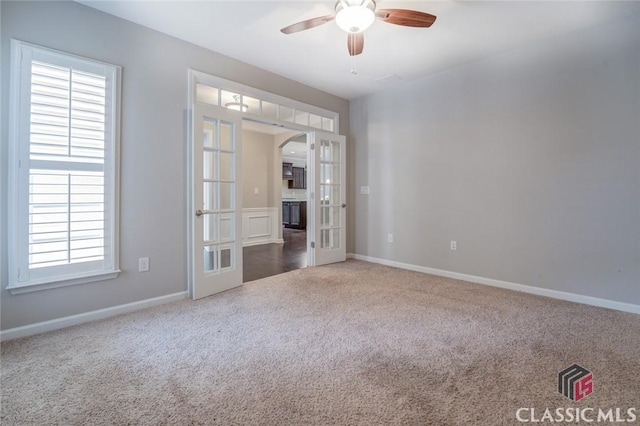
310,242,315,249
310,143,315,150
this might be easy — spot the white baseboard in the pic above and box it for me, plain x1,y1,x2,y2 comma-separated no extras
0,291,189,342
243,238,284,247
347,253,640,315
6,255,635,342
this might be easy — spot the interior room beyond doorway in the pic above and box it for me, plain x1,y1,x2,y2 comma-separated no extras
241,120,308,282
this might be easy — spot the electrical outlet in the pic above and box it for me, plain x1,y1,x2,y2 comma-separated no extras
138,257,150,272
450,241,457,251
388,233,394,243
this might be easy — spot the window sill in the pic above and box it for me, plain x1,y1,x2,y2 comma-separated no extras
6,270,121,295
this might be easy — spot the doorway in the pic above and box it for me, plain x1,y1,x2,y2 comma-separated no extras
188,70,346,299
241,121,309,282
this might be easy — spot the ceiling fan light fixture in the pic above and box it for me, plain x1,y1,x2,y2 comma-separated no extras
335,1,375,33
225,95,248,112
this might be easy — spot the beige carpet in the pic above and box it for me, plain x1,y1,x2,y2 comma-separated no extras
2,260,639,425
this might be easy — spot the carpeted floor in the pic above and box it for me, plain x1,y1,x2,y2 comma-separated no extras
2,260,639,425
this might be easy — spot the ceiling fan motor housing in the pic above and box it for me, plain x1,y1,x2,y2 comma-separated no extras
335,0,376,33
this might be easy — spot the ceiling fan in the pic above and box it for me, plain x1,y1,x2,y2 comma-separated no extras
280,0,437,57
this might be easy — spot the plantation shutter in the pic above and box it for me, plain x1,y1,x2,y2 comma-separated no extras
8,41,121,292
29,61,108,269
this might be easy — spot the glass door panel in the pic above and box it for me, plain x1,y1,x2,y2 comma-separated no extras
309,132,346,266
191,105,242,299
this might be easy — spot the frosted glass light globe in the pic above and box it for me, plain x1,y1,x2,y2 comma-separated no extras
335,5,375,33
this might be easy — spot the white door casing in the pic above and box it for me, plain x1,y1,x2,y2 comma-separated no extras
191,104,243,299
308,132,347,266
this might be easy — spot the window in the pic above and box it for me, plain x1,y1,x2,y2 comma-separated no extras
7,40,121,293
193,73,339,133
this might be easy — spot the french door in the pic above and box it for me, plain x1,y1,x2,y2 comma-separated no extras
308,132,347,266
190,105,242,299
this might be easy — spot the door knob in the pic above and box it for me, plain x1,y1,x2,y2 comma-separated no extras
195,209,204,217
341,203,347,208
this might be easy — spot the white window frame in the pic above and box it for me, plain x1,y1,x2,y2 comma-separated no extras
7,40,121,294
190,70,340,134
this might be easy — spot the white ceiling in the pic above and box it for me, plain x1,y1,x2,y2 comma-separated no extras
79,1,640,100
282,141,309,161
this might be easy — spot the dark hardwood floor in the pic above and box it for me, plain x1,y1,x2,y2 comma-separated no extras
243,228,307,283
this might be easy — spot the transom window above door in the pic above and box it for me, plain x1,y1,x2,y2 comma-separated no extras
192,72,338,133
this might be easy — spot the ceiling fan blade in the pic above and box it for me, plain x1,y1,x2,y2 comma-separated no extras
347,32,364,56
280,15,335,34
375,9,437,28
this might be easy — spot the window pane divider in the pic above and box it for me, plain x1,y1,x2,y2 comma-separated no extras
29,160,103,172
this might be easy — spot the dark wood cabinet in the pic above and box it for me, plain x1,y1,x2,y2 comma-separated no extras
282,162,293,180
282,201,306,229
288,167,306,189
290,202,302,227
282,202,291,226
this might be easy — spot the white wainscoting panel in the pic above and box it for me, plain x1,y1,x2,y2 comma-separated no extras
242,208,282,247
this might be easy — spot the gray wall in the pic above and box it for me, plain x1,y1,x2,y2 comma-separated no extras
350,13,640,305
242,130,275,209
0,1,349,330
